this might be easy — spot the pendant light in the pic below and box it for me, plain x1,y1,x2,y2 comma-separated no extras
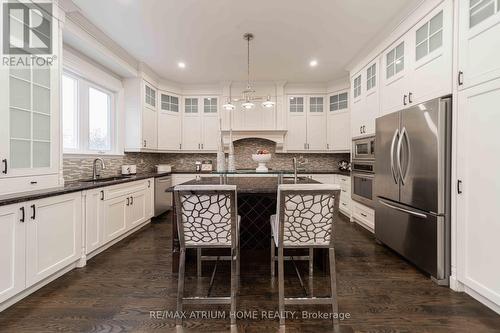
241,33,255,109
262,95,275,108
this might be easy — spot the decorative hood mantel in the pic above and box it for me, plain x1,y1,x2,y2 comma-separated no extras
221,130,288,152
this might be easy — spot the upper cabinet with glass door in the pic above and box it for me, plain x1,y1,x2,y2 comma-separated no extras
409,0,453,104
458,0,500,89
329,92,348,113
144,83,157,110
0,2,62,194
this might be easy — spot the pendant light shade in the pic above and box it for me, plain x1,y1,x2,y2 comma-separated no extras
222,98,235,110
262,95,275,108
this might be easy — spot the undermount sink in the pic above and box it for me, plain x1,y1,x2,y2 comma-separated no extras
281,176,308,184
79,176,132,183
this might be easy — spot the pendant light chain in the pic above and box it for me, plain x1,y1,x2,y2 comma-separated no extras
247,34,250,88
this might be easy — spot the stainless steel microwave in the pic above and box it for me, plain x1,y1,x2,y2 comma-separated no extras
353,136,375,160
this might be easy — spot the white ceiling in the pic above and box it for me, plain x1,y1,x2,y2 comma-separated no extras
73,0,417,84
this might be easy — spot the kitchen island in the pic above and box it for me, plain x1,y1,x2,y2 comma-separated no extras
168,175,329,273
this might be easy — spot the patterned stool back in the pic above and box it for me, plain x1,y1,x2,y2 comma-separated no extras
277,184,341,247
174,185,237,247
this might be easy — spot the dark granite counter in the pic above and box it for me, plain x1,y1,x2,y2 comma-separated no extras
0,172,170,207
168,176,320,194
170,169,351,176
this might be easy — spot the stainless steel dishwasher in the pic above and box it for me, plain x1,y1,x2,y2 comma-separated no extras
154,175,172,217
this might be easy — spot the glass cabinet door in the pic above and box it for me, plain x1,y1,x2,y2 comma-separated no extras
6,65,53,174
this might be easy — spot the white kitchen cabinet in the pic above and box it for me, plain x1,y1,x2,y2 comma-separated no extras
327,92,350,152
181,97,220,151
351,58,380,137
287,96,327,151
25,192,82,287
124,78,158,151
456,76,500,309
145,179,154,218
158,92,181,151
85,188,105,255
127,189,147,229
103,194,128,243
0,10,62,195
458,0,500,90
0,204,25,304
352,201,374,232
380,35,411,116
409,2,453,104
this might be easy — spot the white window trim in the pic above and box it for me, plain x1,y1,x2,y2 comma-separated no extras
63,69,119,156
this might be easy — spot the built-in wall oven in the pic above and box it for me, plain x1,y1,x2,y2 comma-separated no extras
352,136,375,207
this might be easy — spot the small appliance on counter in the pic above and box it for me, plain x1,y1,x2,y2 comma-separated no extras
156,164,172,173
129,165,137,174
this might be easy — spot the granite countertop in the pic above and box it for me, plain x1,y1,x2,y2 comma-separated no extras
0,172,170,207
167,176,320,194
170,169,351,176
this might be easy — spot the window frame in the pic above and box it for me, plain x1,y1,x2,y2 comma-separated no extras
62,70,118,156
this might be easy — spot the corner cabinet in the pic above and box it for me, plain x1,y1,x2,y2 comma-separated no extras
286,96,327,151
0,2,63,195
124,78,158,151
181,97,220,151
158,92,181,151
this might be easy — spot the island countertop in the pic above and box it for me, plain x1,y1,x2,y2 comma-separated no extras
167,176,320,194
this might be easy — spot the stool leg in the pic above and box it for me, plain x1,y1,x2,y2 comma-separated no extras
329,247,340,331
271,237,275,277
278,245,285,327
309,247,314,278
230,247,237,326
197,248,202,277
176,248,186,327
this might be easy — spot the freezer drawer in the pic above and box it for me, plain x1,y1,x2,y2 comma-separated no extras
375,198,447,281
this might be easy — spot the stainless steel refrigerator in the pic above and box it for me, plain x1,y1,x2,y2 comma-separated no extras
374,96,451,285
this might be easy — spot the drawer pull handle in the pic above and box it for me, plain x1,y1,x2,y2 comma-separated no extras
342,203,347,206
360,213,367,217
30,181,38,185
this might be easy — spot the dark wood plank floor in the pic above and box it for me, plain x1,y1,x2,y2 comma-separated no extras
0,214,499,333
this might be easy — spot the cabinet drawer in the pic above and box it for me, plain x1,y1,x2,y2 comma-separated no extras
0,174,60,195
352,202,374,231
103,180,148,200
339,199,351,214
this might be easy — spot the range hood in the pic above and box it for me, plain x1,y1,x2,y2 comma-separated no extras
221,130,288,152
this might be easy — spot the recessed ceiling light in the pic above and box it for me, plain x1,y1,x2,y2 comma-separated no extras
309,59,318,67
178,62,186,69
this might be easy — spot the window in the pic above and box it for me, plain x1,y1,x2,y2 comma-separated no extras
289,97,304,112
62,72,116,154
386,42,404,79
88,87,111,151
470,0,499,27
62,75,78,149
161,94,179,112
145,84,156,108
416,11,443,61
184,98,198,113
353,75,361,98
330,92,348,111
204,98,218,113
309,97,324,112
367,63,376,90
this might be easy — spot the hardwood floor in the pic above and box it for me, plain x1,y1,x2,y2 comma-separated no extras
0,214,499,333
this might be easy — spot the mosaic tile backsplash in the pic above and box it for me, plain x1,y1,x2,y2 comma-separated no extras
63,138,350,182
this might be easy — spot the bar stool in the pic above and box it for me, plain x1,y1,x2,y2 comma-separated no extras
174,185,239,327
270,184,341,329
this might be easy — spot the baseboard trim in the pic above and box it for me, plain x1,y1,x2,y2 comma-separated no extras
464,286,500,315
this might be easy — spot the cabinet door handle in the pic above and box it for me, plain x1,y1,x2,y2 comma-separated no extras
327,143,329,150
130,196,134,205
30,204,36,220
458,71,464,86
179,143,182,150
408,92,413,104
148,180,151,188
403,94,408,106
342,202,347,206
100,190,104,200
457,180,463,194
20,207,25,223
2,159,7,174
360,126,362,134
201,143,204,149
360,212,367,217
143,140,147,147
126,197,130,206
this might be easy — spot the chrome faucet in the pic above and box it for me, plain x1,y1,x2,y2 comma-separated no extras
293,157,298,184
92,158,106,180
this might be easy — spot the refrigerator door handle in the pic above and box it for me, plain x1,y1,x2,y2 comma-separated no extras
396,127,405,185
402,127,411,182
390,129,399,184
378,199,428,219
